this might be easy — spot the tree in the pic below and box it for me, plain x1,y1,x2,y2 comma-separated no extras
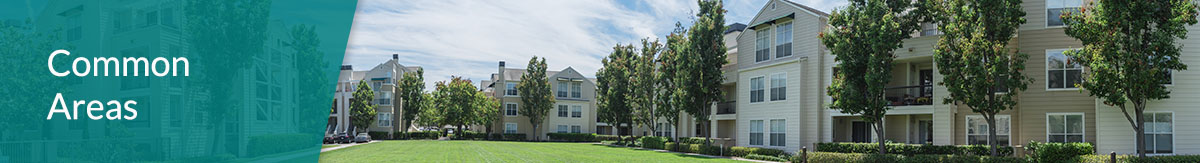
598,44,637,142
677,0,728,144
0,19,70,131
433,76,479,138
398,69,426,134
473,90,500,138
350,81,378,133
632,39,663,137
928,0,1031,156
658,23,688,147
415,93,441,129
820,0,922,154
518,57,555,141
1061,0,1198,157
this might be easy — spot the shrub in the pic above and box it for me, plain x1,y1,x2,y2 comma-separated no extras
745,154,789,162
547,133,597,142
816,142,1014,156
1074,154,1200,163
727,146,787,157
248,134,314,157
596,135,621,141
805,152,1023,163
1026,141,1094,163
676,137,713,144
499,133,526,141
367,131,391,140
400,131,441,140
638,136,669,149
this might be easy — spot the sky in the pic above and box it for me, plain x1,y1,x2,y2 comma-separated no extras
343,0,847,91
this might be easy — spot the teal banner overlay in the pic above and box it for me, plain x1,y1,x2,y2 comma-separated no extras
0,0,356,162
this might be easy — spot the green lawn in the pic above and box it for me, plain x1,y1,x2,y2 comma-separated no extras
321,145,338,149
318,140,746,163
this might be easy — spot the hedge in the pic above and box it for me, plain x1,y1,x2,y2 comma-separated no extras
1075,154,1200,163
596,135,622,141
728,146,787,157
816,142,1014,156
1026,141,1093,163
400,131,441,140
744,154,788,162
801,152,1024,163
638,136,669,149
547,133,597,142
248,134,314,157
676,137,714,144
500,133,526,141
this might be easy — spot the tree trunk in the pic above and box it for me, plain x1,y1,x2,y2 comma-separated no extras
1135,102,1146,158
986,114,999,156
874,118,887,154
533,124,540,141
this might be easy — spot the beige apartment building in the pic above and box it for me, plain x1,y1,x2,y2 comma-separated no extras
483,61,599,140
329,54,422,137
713,0,1200,155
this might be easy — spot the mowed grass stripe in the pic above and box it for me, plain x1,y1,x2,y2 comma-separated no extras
317,140,745,163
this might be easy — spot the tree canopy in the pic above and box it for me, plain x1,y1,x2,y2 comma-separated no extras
518,57,555,141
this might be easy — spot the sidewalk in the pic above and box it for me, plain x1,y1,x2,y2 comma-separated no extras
320,141,376,153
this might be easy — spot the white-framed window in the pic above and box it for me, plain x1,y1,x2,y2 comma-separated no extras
1047,113,1084,143
557,125,569,133
557,81,568,97
376,113,392,127
571,82,582,98
505,123,518,133
505,103,518,116
966,115,1011,145
1144,112,1173,154
570,105,582,118
750,120,764,145
1046,0,1082,27
571,125,582,133
558,105,569,117
750,76,765,103
1047,49,1082,90
656,123,674,137
505,83,518,96
769,73,787,101
770,119,786,146
756,27,771,62
775,22,792,58
1162,70,1174,85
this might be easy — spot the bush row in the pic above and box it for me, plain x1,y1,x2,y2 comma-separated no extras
816,142,1014,156
248,134,314,157
638,136,669,149
547,133,598,142
744,154,789,162
1026,141,1094,163
800,152,1025,163
1075,154,1200,163
400,131,442,140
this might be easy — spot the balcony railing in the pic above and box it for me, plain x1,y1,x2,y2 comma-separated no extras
885,85,933,106
717,101,736,114
375,98,392,105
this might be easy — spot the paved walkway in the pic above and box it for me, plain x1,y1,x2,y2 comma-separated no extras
320,141,377,153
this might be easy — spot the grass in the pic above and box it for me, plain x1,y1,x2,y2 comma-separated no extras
318,140,746,163
321,145,338,149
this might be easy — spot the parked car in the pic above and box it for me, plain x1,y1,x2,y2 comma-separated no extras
323,134,335,144
333,133,352,144
354,133,371,143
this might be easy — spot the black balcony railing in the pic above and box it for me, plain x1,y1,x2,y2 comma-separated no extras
717,101,736,114
885,85,933,106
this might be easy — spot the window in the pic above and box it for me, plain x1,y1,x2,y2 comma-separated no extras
1144,112,1173,154
557,125,569,133
656,123,674,137
505,83,518,96
967,115,1010,145
775,22,792,58
920,23,939,36
750,77,765,103
1047,49,1082,89
377,113,392,127
571,125,582,133
571,105,582,118
571,82,582,98
750,120,764,145
756,27,771,62
1047,113,1084,143
1046,0,1082,27
505,123,518,133
557,81,568,97
770,73,786,101
770,119,786,146
1162,70,1174,85
505,103,518,116
558,105,568,117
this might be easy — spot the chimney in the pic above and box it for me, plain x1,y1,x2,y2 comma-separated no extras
392,54,399,60
499,61,506,67
340,65,352,70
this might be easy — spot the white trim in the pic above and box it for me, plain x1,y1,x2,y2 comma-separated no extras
749,75,767,103
774,20,794,59
1044,0,1082,28
734,0,828,42
504,102,519,117
505,123,518,134
755,26,773,63
768,72,788,102
1141,111,1175,155
1045,112,1086,143
768,119,787,147
964,115,1012,146
1045,48,1083,91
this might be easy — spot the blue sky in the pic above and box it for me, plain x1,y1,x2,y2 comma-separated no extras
343,0,844,90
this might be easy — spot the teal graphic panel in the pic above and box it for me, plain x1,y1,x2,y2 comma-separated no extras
0,0,356,162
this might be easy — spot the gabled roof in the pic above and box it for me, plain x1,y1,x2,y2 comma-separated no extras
725,23,747,34
781,0,830,17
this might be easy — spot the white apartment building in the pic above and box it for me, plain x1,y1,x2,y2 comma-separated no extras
330,54,422,137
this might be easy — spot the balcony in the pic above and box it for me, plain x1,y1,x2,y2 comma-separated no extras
884,85,933,106
374,98,392,105
716,101,736,114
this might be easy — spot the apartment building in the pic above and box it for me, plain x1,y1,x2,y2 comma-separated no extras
484,61,599,140
330,54,423,137
721,0,1200,155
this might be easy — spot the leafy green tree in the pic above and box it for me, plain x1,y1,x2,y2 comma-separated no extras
415,93,441,129
398,69,426,134
1061,0,1198,157
677,0,728,144
632,39,661,135
597,44,636,142
433,76,479,138
0,19,70,131
928,0,1031,156
820,0,922,154
350,81,378,133
287,24,333,137
473,90,500,137
658,23,688,147
518,57,555,141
